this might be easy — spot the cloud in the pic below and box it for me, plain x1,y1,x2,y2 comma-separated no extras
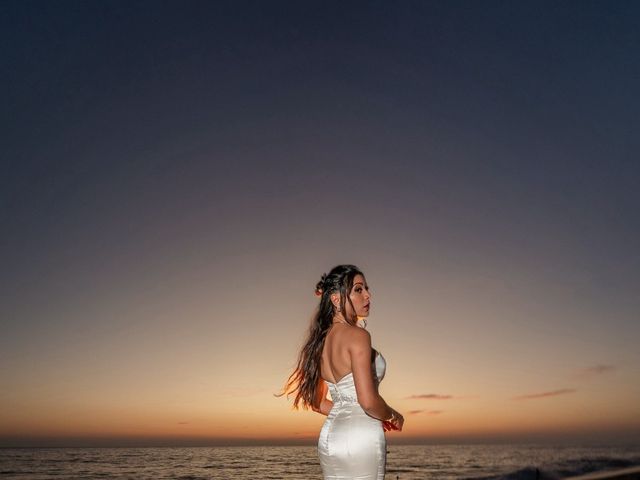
407,409,443,415
512,388,576,400
572,364,616,380
405,394,454,400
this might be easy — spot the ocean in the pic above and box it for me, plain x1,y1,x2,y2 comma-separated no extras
1,444,639,479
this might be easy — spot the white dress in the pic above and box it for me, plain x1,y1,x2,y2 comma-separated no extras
318,349,387,479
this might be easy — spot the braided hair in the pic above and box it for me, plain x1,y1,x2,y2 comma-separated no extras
275,264,364,410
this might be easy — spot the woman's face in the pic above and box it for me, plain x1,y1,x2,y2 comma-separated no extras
347,274,371,318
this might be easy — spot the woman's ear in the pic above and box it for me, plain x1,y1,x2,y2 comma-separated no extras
330,293,340,308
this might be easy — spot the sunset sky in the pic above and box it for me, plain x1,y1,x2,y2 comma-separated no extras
1,1,639,447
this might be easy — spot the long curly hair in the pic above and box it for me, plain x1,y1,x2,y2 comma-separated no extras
275,264,363,410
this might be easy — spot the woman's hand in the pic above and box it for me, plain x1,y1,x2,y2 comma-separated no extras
382,420,397,431
384,409,404,432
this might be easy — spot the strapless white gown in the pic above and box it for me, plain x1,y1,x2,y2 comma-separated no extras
318,350,387,479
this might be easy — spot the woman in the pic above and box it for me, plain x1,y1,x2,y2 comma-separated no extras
277,264,404,479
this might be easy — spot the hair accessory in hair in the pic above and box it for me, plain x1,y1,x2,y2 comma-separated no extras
314,273,327,297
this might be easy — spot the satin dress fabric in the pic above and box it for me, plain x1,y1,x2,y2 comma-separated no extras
318,350,387,479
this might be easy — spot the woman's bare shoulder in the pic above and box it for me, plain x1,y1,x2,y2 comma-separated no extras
345,325,371,350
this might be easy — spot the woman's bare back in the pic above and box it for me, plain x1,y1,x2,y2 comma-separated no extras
320,324,353,384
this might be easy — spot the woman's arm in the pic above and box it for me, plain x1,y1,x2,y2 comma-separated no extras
349,328,395,422
312,377,334,416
